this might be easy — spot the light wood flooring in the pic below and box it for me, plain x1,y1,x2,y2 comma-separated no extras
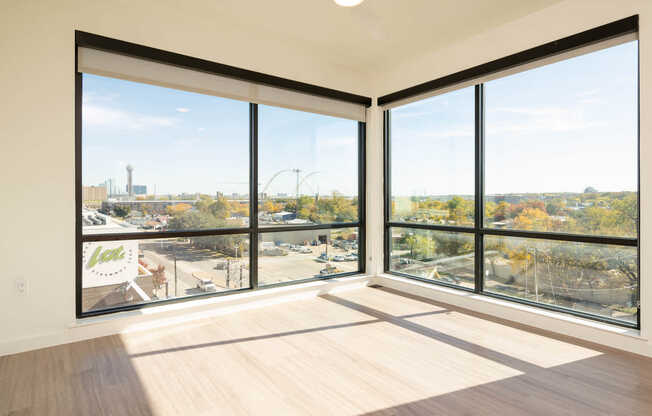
2,286,652,415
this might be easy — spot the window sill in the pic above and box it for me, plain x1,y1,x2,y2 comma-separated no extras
374,273,645,341
69,274,372,330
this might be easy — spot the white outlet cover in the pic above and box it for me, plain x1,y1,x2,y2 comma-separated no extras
15,278,27,295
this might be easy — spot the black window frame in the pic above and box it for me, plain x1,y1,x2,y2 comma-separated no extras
382,16,640,329
75,32,369,318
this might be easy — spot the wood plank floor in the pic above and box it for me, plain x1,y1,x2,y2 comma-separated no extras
2,286,652,415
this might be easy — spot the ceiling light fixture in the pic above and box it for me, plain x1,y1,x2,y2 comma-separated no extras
334,0,364,7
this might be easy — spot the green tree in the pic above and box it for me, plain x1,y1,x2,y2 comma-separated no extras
209,196,231,220
113,205,131,218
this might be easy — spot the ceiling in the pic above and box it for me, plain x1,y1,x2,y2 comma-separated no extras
209,0,563,72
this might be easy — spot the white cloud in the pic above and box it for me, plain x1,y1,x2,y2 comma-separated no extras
82,91,120,104
417,128,473,139
578,98,606,105
83,104,178,130
176,108,191,113
316,136,356,150
489,105,610,134
173,137,201,147
392,109,438,119
575,88,600,98
493,106,557,116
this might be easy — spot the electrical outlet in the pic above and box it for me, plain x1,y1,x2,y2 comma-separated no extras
15,277,27,296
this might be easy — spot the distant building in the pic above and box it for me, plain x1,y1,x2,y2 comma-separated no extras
286,218,310,225
126,164,134,197
100,179,117,197
133,185,147,195
272,211,296,222
260,229,331,246
125,184,146,195
83,186,108,202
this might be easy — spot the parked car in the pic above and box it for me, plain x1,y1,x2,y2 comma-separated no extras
193,275,217,292
317,253,330,261
344,254,357,261
299,247,312,254
318,264,340,275
333,255,345,262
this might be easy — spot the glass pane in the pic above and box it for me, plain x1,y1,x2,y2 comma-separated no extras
389,227,475,289
484,41,638,238
82,74,249,235
81,235,249,314
258,228,359,285
390,87,475,226
484,235,638,324
258,105,358,226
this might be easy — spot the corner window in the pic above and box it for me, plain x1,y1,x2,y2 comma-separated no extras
386,38,639,327
76,39,366,317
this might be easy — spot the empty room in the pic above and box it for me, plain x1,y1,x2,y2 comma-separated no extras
3,0,652,414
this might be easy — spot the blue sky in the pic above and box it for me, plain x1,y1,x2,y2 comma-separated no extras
391,40,638,197
82,76,358,197
83,40,637,199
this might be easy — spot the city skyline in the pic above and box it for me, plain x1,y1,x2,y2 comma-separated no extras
82,75,358,197
83,41,637,200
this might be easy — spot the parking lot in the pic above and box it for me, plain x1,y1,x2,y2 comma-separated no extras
259,243,358,285
136,240,358,298
139,241,249,299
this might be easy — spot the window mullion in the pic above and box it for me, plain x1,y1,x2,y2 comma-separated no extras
250,103,259,290
474,84,485,294
384,110,391,273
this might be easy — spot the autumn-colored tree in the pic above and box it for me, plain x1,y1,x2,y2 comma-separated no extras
513,208,552,231
150,264,167,289
166,203,192,216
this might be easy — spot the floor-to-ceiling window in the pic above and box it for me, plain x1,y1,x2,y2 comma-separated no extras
76,33,367,317
384,25,639,327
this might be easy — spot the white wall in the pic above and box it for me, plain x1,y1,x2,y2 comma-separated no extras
3,0,652,357
369,0,652,357
0,0,372,354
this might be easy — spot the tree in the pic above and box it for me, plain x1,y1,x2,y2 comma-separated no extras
446,196,473,225
432,233,472,257
166,203,192,216
492,201,510,222
611,193,637,237
513,208,551,231
402,231,435,259
168,211,224,231
150,265,167,289
545,198,566,216
196,195,214,213
113,205,131,218
209,197,230,219
263,200,281,213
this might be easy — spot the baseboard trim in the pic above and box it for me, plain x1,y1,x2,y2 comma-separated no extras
0,275,372,357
